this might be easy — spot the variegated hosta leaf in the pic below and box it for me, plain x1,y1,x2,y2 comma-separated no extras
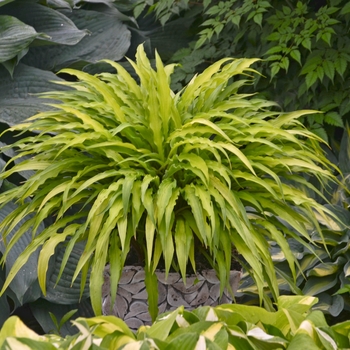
0,296,346,349
0,44,342,315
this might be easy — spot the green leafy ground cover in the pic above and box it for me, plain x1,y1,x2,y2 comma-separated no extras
1,296,350,349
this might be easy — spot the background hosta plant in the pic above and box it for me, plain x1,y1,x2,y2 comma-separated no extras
0,0,133,125
1,296,350,349
0,0,195,127
0,44,340,319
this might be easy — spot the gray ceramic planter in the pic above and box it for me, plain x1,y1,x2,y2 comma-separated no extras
102,266,242,330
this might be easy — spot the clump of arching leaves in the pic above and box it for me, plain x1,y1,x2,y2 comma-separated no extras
0,44,341,318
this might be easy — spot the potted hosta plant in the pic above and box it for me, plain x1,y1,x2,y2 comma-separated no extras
0,45,340,322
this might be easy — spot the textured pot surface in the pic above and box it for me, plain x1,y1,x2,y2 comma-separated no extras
102,266,242,330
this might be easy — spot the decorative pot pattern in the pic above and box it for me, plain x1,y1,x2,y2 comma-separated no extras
102,266,242,330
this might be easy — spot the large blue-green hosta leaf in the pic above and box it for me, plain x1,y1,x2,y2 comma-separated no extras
0,15,42,63
44,242,90,305
47,0,73,10
0,2,88,45
0,199,43,304
0,64,69,125
21,9,131,71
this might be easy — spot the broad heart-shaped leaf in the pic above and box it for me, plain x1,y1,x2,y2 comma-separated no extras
0,63,70,125
0,2,88,45
0,15,40,63
30,298,94,336
44,242,90,304
0,201,43,304
21,8,131,71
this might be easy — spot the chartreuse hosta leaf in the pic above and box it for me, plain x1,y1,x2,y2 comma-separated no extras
0,44,342,316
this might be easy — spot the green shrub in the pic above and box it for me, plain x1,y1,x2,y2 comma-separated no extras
0,44,341,319
0,296,349,349
137,0,350,143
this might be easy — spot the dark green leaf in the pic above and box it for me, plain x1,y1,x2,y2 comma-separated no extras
316,65,324,81
301,38,311,51
22,9,131,70
44,243,90,304
335,56,347,76
290,50,301,65
0,63,70,125
47,0,73,10
270,64,280,79
253,13,262,27
305,71,318,88
322,60,335,81
321,32,332,46
340,2,350,14
0,15,40,63
329,295,345,317
344,260,350,278
0,2,88,45
0,201,43,304
324,112,343,127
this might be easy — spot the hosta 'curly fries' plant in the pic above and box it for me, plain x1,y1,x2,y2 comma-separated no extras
0,45,339,317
